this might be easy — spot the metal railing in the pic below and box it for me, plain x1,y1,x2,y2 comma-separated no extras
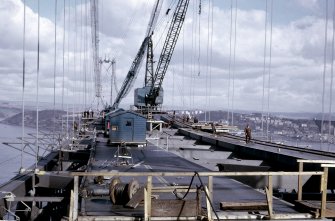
68,167,331,221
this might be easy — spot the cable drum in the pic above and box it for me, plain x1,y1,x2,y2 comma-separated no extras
109,178,140,205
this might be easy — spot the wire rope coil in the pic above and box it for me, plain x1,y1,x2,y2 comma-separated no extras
109,178,140,205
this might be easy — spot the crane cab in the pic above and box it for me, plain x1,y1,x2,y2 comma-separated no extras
134,86,164,108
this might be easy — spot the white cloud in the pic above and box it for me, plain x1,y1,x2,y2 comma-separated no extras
0,0,333,114
295,0,320,11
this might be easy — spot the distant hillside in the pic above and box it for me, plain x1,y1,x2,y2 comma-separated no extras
0,105,21,120
1,109,67,131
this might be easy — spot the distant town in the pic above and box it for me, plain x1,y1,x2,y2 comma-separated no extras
177,110,335,146
1,103,335,147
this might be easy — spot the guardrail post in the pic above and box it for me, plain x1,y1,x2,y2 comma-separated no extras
265,175,273,218
298,161,303,201
69,190,74,221
145,176,152,221
204,186,213,221
73,176,79,220
144,187,148,220
208,176,213,202
320,167,328,218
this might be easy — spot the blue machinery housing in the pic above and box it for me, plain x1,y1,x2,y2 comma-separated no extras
105,109,146,144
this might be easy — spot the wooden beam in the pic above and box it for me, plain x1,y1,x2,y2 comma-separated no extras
73,176,79,221
204,186,212,221
70,171,323,177
297,159,335,164
321,167,329,218
150,199,198,217
321,164,335,168
6,196,64,202
126,187,144,209
265,187,273,219
147,176,152,220
220,201,268,210
69,190,74,221
208,176,213,203
298,161,303,201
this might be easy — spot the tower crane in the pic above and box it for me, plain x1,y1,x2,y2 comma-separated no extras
111,0,163,110
134,0,190,109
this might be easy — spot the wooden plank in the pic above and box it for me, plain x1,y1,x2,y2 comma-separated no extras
220,202,268,210
265,187,273,218
298,162,303,201
297,159,335,164
126,187,144,209
70,171,324,177
295,200,335,218
151,199,198,217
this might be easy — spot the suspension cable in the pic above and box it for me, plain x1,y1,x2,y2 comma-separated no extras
266,0,273,141
20,0,26,171
261,0,268,138
35,0,40,168
321,0,329,149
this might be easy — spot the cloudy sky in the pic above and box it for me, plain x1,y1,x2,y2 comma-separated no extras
0,0,334,114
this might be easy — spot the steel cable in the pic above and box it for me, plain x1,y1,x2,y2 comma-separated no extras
261,0,268,138
227,0,233,125
35,0,40,168
231,0,238,126
20,0,26,170
328,1,335,149
266,0,273,141
321,0,329,149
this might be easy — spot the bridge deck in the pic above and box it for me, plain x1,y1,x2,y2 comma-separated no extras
80,132,306,220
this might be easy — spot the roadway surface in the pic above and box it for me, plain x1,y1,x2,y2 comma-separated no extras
80,133,301,219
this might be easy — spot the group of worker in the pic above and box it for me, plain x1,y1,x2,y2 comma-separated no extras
82,109,94,118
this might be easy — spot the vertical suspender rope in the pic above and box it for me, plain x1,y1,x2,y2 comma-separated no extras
227,0,233,125
182,25,185,109
85,0,88,108
261,0,268,139
209,0,213,122
266,0,273,141
21,0,26,171
80,0,83,111
73,0,77,136
197,0,201,110
190,1,194,109
62,0,66,135
198,0,201,79
206,0,210,122
67,0,71,138
329,1,335,150
53,0,58,147
321,0,329,149
35,0,40,168
231,0,237,126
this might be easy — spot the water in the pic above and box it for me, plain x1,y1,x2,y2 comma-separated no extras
0,123,35,185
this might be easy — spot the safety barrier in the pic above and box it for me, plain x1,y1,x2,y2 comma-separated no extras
69,165,332,221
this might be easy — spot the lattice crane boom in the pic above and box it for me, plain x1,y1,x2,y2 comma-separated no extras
146,0,190,106
111,0,162,110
